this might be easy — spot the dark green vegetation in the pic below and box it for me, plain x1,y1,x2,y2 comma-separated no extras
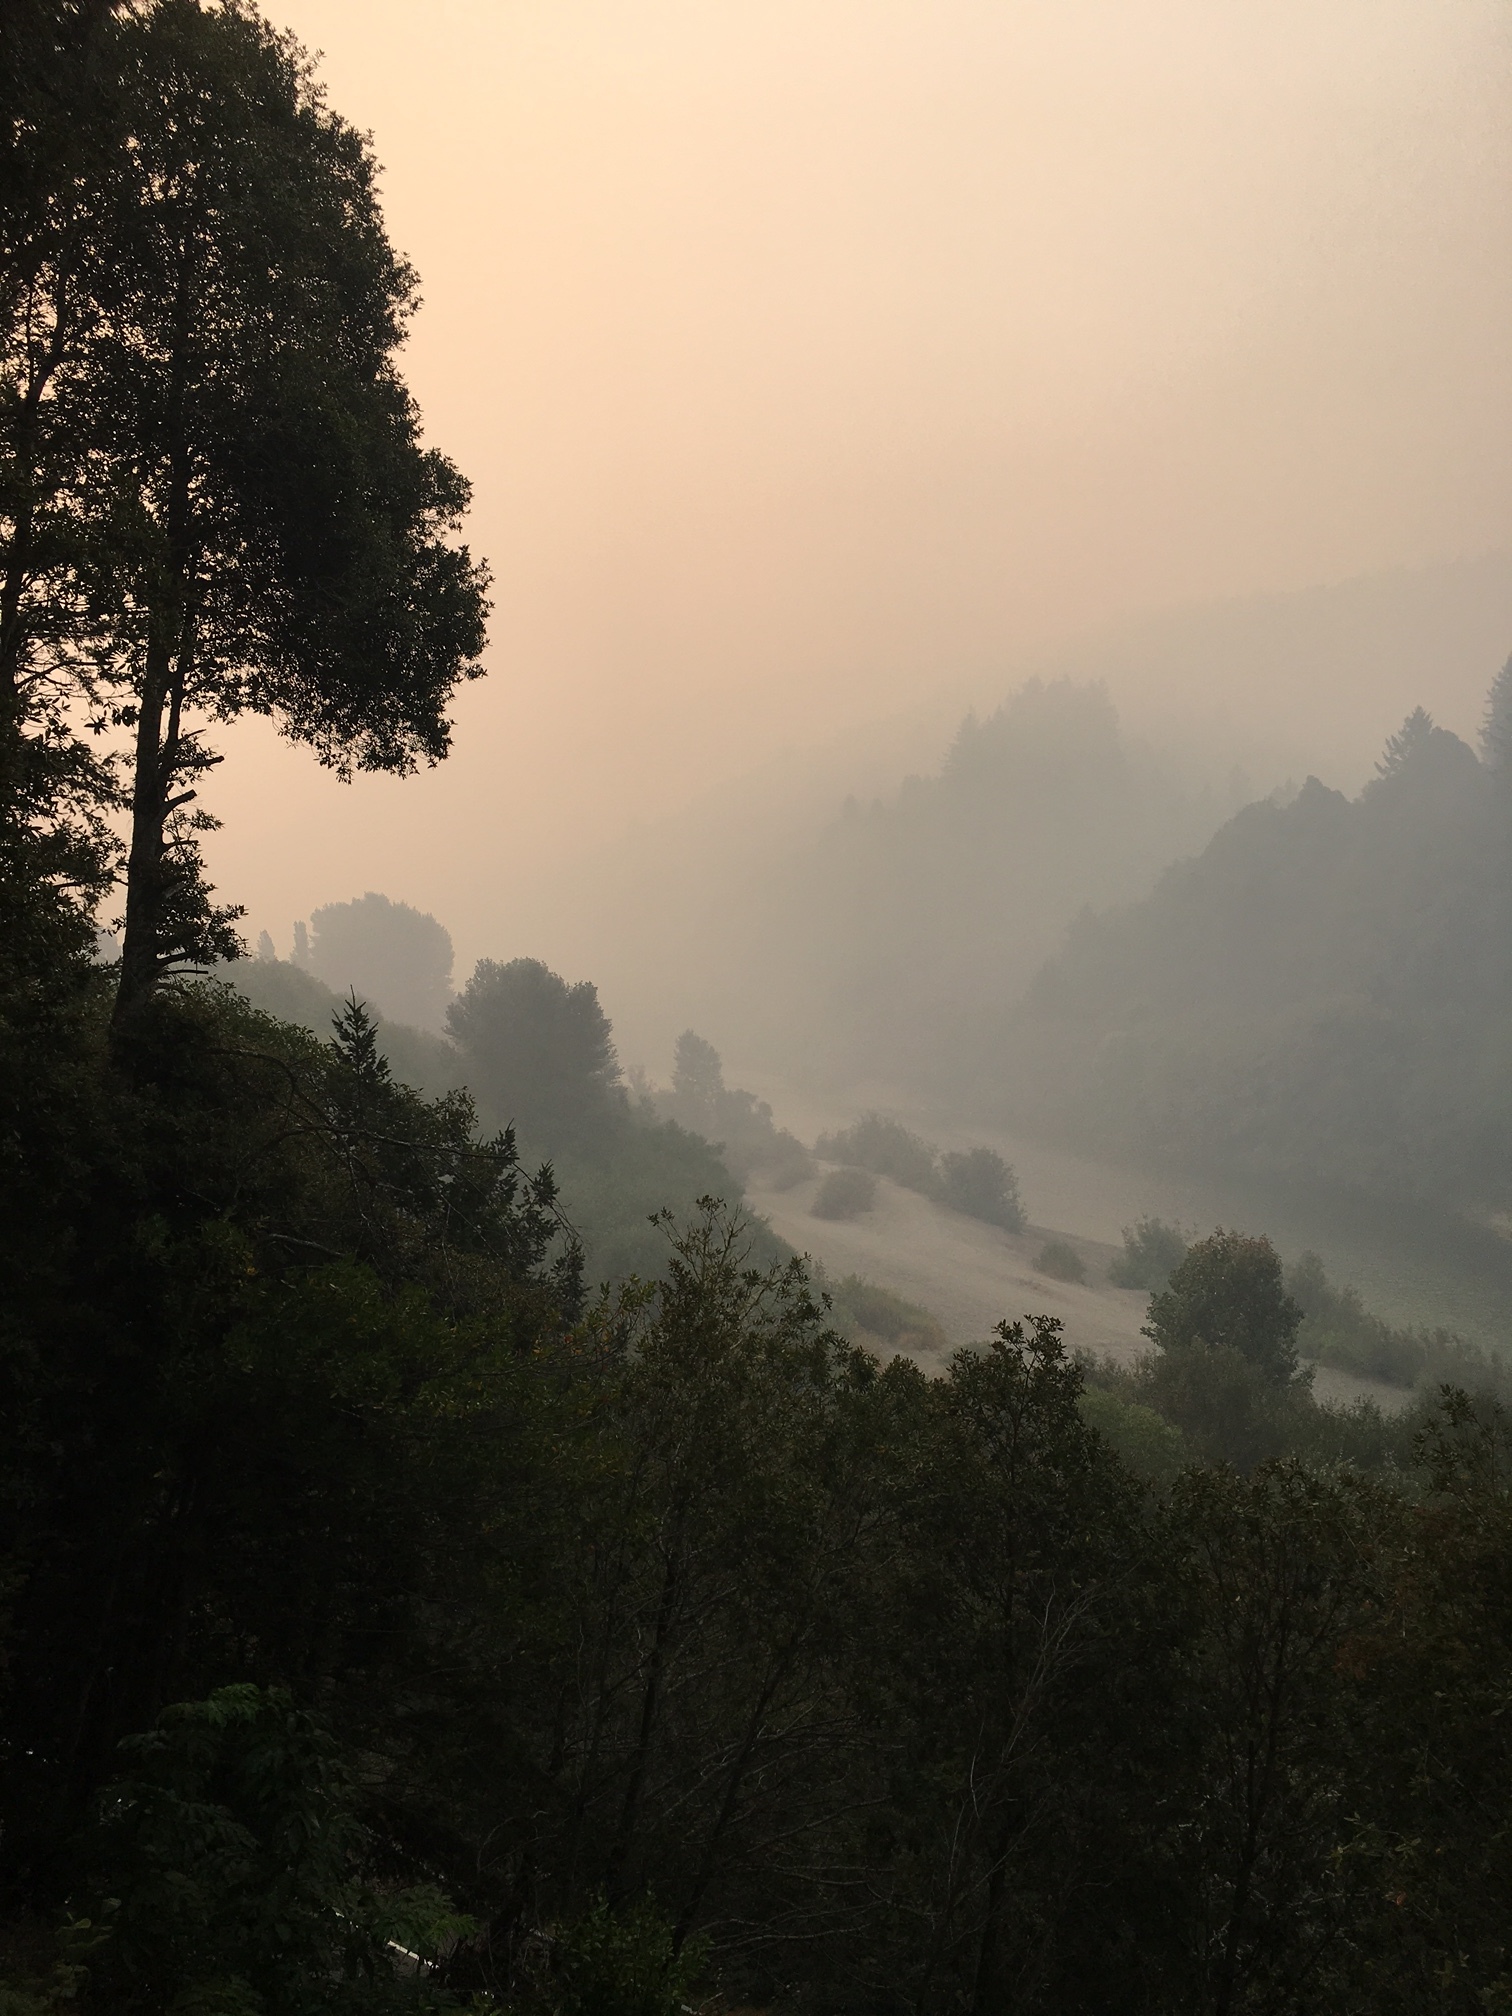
1004,707,1512,1213
7,993,1512,2015
815,1113,1026,1231
228,951,754,1287
2,0,489,1020
10,9,1512,2012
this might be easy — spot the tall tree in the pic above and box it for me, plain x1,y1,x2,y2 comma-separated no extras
0,1,126,957
80,0,489,1015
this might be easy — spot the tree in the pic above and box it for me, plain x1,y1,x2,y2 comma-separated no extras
937,1146,1025,1230
84,1685,471,2014
66,1,490,1016
1145,1229,1303,1386
0,1,127,963
670,1028,723,1127
447,956,622,1143
1482,651,1512,772
1374,706,1437,779
300,891,454,1032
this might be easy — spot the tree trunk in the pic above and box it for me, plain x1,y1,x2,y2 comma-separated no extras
112,235,194,1022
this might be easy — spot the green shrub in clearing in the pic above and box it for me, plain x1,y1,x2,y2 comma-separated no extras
1034,1239,1087,1284
814,1113,937,1194
1108,1216,1188,1290
812,1166,878,1220
937,1147,1025,1230
828,1274,950,1357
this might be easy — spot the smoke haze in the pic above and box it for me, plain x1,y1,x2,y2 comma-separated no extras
211,0,1511,1045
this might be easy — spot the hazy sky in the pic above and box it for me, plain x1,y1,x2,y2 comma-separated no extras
215,0,1512,976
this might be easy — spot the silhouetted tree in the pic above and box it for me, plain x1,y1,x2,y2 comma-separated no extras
52,1,491,1017
448,956,621,1142
1146,1229,1304,1385
1482,651,1512,772
302,891,453,1031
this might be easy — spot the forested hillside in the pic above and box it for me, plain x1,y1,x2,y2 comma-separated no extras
228,951,753,1285
745,679,1237,1083
8,6,1512,2013
999,704,1512,1207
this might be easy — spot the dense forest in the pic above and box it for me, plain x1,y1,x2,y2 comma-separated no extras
7,5,1512,2013
999,695,1512,1211
736,679,1238,1085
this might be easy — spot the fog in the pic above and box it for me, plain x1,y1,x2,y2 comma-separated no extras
207,0,1511,1068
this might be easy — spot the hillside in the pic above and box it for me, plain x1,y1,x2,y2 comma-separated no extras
739,677,1238,1086
995,710,1512,1211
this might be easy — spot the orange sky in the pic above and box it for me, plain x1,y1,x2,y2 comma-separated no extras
213,0,1512,983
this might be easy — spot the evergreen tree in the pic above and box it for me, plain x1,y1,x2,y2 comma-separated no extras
1481,650,1512,771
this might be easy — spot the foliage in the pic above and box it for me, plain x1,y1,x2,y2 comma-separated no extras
0,0,492,1010
824,1273,950,1358
654,1030,812,1189
1145,1228,1303,1384
1107,1215,1188,1289
1007,699,1512,1212
531,1897,706,2016
447,957,621,1144
1483,650,1512,771
1077,1381,1188,1483
81,1685,470,2014
1287,1248,1506,1393
811,1165,877,1219
300,894,455,1033
1033,1238,1086,1283
936,1146,1025,1230
814,1112,937,1194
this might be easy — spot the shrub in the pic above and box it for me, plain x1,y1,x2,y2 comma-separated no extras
548,1895,706,2016
1034,1239,1086,1283
1079,1383,1188,1484
1108,1216,1188,1290
1285,1249,1506,1393
814,1113,938,1193
937,1147,1025,1230
747,1127,815,1191
812,1166,878,1220
828,1274,951,1357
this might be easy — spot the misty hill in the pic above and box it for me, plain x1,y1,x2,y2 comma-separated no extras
996,708,1512,1210
745,678,1241,1085
226,952,761,1283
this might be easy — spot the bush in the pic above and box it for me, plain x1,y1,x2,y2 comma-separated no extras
1034,1239,1087,1284
937,1147,1025,1230
1108,1216,1188,1290
828,1274,950,1357
814,1113,938,1194
546,1895,706,2016
81,1686,469,2015
1285,1249,1507,1393
1079,1383,1188,1484
745,1127,815,1191
812,1166,878,1220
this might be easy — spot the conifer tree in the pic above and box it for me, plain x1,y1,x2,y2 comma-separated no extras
1481,651,1512,771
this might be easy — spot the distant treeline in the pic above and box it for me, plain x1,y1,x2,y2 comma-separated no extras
739,678,1237,1085
999,698,1512,1208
